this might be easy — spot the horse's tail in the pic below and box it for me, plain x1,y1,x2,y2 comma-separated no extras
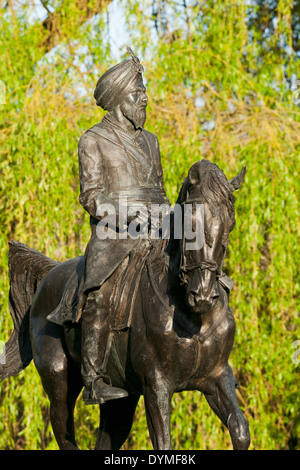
0,241,59,381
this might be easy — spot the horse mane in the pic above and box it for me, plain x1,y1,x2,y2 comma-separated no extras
194,159,235,213
171,160,236,251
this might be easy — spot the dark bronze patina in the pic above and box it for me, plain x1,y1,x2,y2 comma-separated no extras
0,48,250,450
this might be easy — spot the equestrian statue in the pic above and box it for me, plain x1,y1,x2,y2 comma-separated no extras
0,48,250,450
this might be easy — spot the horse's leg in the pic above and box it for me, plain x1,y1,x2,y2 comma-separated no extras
143,369,173,450
31,317,82,450
46,359,82,450
95,394,140,450
204,364,250,450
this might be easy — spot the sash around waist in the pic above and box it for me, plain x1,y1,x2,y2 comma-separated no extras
109,187,168,206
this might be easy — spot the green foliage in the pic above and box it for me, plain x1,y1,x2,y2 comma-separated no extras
0,0,299,450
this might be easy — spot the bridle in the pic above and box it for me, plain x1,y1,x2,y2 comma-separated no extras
179,198,221,286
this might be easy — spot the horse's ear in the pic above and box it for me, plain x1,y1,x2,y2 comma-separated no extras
188,165,200,186
228,166,246,191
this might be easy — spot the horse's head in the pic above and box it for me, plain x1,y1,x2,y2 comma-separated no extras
178,160,245,315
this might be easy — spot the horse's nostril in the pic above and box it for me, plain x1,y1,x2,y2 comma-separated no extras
189,291,200,302
187,292,195,307
190,290,207,302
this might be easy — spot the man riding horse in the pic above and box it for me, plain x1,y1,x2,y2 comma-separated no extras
77,48,170,405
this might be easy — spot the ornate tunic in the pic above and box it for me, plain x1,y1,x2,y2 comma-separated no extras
78,116,169,292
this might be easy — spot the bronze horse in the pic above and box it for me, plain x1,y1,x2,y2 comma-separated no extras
0,159,250,450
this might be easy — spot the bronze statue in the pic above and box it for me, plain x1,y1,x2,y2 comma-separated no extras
0,48,250,450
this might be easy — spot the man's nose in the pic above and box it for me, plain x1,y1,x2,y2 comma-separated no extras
141,93,148,105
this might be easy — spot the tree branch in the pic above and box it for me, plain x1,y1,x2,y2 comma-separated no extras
39,0,52,16
41,0,112,53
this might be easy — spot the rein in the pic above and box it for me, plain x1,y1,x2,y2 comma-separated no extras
145,257,229,345
181,259,219,273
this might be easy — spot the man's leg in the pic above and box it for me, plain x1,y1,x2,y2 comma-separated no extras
81,287,128,405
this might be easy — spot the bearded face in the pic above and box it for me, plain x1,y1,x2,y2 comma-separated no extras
119,75,148,129
120,100,147,129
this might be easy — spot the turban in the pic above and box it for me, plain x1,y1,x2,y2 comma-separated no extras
94,47,144,111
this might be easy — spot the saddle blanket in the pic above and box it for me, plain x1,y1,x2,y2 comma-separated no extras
46,244,151,328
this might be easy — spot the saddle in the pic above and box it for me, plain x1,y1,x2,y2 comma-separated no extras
46,242,152,328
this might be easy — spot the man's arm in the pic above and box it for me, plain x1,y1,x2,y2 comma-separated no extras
153,135,170,204
78,131,120,220
78,131,134,225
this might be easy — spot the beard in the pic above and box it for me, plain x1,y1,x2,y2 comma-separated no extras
121,102,147,129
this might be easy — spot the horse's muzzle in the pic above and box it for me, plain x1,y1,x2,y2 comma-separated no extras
187,289,219,313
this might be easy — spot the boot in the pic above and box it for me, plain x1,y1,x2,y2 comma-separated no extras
81,289,128,405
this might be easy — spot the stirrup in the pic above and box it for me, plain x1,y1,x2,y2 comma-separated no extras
83,376,128,405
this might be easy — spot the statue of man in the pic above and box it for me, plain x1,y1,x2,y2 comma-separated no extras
77,48,169,405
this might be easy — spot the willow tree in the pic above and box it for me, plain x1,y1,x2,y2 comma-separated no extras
0,0,299,449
